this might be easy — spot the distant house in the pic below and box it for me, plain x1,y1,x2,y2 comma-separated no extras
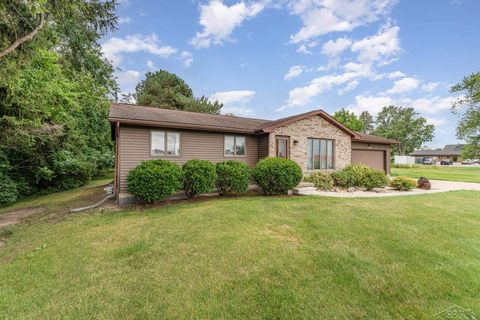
410,144,464,163
109,104,397,204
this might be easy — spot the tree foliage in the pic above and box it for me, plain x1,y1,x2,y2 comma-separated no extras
451,72,480,158
134,70,223,114
0,0,118,202
333,108,365,132
359,111,374,133
373,106,434,155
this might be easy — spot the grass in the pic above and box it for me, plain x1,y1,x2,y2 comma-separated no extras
391,165,480,183
0,171,113,216
1,192,480,319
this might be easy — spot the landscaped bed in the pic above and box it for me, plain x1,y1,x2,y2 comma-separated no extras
1,192,479,319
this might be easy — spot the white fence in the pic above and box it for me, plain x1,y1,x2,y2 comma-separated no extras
394,155,416,166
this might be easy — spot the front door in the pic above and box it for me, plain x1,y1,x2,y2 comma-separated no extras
276,137,289,158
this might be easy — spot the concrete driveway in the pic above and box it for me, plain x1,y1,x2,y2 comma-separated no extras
296,179,480,198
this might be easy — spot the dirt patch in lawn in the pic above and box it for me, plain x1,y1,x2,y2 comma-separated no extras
0,207,47,228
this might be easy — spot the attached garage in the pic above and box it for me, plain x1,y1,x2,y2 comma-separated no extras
351,138,394,174
352,149,386,172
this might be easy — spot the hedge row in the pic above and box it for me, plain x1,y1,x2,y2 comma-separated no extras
305,165,389,191
127,157,303,202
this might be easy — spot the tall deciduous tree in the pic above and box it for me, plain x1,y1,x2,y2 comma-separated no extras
359,111,374,133
134,70,223,114
451,72,480,158
374,106,434,155
333,108,365,132
0,0,118,203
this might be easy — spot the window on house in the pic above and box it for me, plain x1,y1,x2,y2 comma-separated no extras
151,131,181,156
307,138,334,169
276,137,289,158
224,135,246,156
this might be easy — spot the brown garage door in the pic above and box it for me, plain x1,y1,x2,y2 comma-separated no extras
351,150,386,172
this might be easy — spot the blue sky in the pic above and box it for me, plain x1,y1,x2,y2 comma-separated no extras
101,0,480,148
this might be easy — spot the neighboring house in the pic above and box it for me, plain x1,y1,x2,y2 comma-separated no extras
410,144,464,163
109,104,397,203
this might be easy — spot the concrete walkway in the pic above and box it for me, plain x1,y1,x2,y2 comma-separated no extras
295,180,480,198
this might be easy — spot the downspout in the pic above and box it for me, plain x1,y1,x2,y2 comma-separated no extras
114,121,120,200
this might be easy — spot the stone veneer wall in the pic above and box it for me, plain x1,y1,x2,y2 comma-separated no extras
268,115,352,173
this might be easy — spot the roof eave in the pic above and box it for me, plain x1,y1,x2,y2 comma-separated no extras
108,117,260,135
260,110,357,137
352,137,400,145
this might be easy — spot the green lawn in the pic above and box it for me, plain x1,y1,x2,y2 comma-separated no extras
0,172,114,216
1,192,479,319
391,165,480,183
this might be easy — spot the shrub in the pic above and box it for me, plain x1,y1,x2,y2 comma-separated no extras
331,165,388,190
359,169,389,190
182,159,217,198
216,160,251,195
253,157,302,195
390,176,417,191
127,160,183,203
331,165,369,188
0,173,19,204
304,172,333,191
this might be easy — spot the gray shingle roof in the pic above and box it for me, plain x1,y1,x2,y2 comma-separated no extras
410,144,464,156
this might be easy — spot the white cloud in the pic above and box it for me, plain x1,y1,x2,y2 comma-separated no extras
221,105,256,116
283,61,381,108
179,51,193,68
297,44,312,54
191,1,267,48
348,94,459,115
351,24,401,63
386,77,419,94
118,16,131,24
422,82,439,92
318,57,341,72
284,66,305,80
102,34,177,66
210,90,256,116
388,71,405,78
321,37,352,57
425,116,448,127
116,70,140,92
338,80,359,95
146,60,155,70
288,0,398,43
210,90,256,105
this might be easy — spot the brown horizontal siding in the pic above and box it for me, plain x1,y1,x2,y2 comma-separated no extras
258,133,269,159
118,125,259,193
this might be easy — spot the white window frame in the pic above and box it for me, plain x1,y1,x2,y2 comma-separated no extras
224,135,246,157
150,130,181,156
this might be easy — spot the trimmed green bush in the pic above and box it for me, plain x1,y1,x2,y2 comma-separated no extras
183,159,217,198
359,169,389,190
127,160,183,203
331,165,388,190
216,160,251,195
390,176,417,191
331,165,367,188
0,173,19,204
253,157,302,195
304,172,333,191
